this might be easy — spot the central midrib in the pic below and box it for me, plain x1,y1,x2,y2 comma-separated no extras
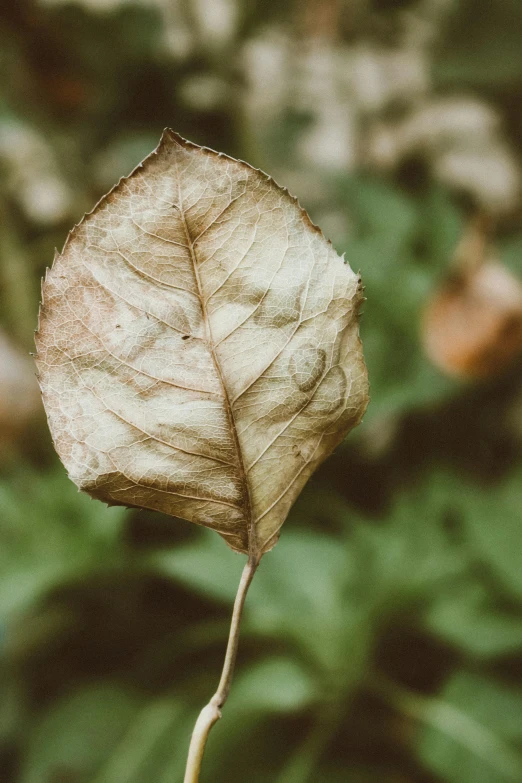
177,197,257,555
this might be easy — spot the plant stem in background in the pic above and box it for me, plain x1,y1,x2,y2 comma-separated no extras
183,555,259,783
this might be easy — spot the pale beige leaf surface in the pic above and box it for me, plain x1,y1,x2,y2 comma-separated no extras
35,130,368,556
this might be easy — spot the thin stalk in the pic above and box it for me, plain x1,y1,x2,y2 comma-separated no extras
183,555,259,783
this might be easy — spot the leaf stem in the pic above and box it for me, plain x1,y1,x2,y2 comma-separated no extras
183,555,259,783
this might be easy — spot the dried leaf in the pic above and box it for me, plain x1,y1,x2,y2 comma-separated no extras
35,130,368,556
422,221,522,379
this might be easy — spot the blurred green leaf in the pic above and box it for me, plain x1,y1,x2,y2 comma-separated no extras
338,177,461,423
227,657,317,715
460,474,522,601
21,684,141,783
417,672,522,783
148,530,244,605
500,233,522,277
91,699,188,783
0,466,127,619
424,579,522,658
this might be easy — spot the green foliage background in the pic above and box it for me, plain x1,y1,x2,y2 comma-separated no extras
1,1,522,781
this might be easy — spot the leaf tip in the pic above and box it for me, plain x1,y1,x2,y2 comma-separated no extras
158,128,189,152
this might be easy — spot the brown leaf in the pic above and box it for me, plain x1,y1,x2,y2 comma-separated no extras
35,130,368,556
422,220,522,380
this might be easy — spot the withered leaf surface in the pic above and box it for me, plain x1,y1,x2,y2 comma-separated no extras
36,131,368,556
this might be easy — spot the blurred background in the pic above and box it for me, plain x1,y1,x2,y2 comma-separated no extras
2,1,522,781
